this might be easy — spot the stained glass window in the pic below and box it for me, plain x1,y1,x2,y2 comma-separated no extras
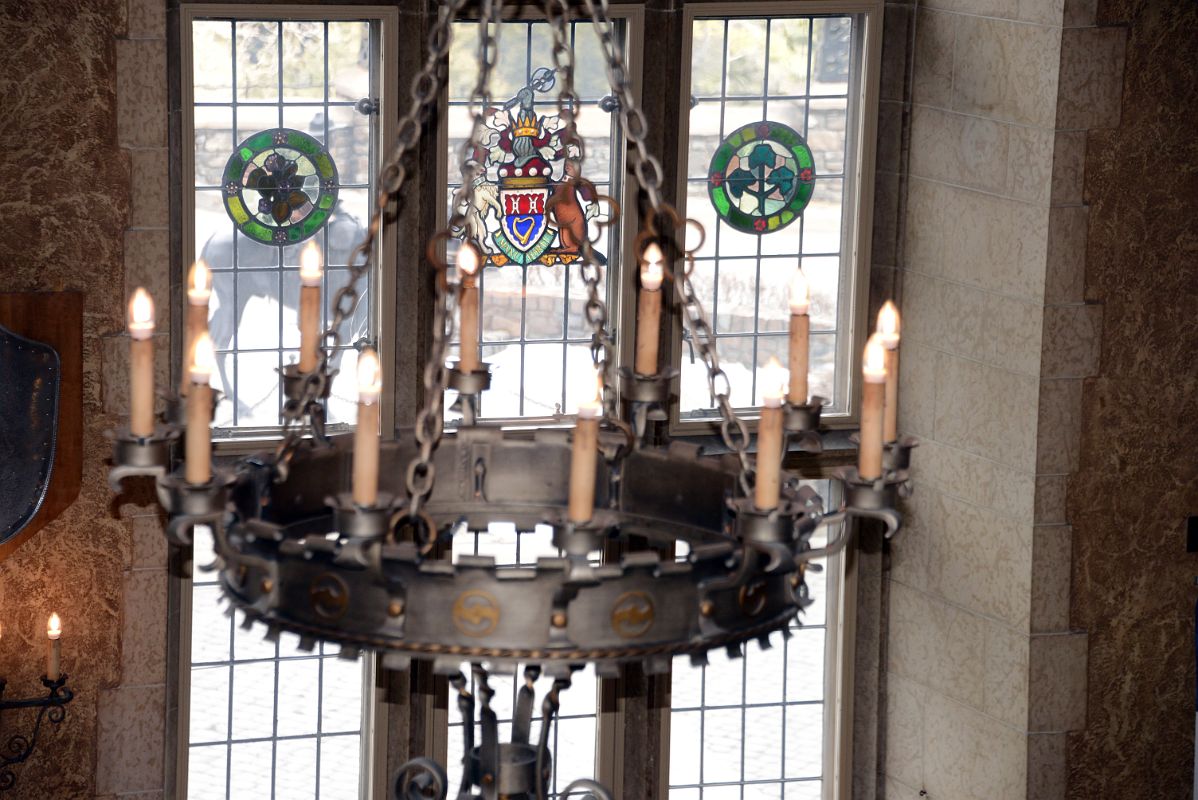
679,15,859,420
221,128,339,246
191,18,379,433
444,19,624,422
185,14,383,800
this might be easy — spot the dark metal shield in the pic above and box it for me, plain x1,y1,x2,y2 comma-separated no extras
0,323,60,545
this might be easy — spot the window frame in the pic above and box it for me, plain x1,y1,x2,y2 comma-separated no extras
171,6,400,798
178,3,401,453
669,0,884,438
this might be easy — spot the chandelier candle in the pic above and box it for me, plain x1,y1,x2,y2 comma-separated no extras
859,334,887,480
787,268,811,404
182,260,211,395
127,288,156,437
186,332,215,485
569,372,603,523
635,242,665,376
353,349,383,507
458,244,481,373
46,613,61,682
877,301,901,443
298,241,323,373
755,358,787,511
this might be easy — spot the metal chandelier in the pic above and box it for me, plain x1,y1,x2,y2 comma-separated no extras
108,1,914,797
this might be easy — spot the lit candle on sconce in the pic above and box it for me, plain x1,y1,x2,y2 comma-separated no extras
755,357,787,511
127,288,156,438
299,241,323,373
186,332,216,485
182,260,212,395
876,301,901,443
458,243,482,373
787,268,810,405
46,614,62,682
859,333,887,480
568,368,603,524
352,349,382,507
634,242,665,376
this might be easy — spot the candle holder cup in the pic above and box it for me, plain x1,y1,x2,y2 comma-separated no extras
107,424,181,492
156,468,234,546
618,367,679,441
449,362,492,426
161,387,223,427
783,395,826,433
833,465,907,541
882,436,919,473
330,492,399,540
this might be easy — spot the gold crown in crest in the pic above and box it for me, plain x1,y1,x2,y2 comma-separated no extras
513,111,539,137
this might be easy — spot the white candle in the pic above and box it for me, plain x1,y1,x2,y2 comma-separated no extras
127,288,156,437
182,260,211,395
186,332,215,485
787,268,810,405
299,241,323,373
635,242,665,376
859,334,887,480
755,357,787,511
352,349,382,507
877,301,901,443
46,613,62,681
568,369,603,524
458,244,481,373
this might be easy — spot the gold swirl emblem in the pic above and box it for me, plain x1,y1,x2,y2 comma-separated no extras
452,590,500,637
738,581,768,617
310,573,350,620
611,591,655,639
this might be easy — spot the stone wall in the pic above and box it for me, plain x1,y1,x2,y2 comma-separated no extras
0,0,169,797
880,0,1122,797
1067,1,1198,796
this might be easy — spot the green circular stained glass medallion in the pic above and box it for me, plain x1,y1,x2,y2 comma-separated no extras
707,121,816,236
221,128,339,246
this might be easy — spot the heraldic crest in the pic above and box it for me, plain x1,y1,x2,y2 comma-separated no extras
456,66,609,267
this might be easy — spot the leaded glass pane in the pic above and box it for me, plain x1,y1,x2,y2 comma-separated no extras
445,18,624,423
668,480,835,799
679,15,858,420
192,18,377,433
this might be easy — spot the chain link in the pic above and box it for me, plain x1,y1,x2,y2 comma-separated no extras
543,0,620,421
580,0,753,493
273,0,469,481
404,0,505,516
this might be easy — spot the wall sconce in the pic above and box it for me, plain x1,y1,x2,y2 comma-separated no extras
0,615,74,792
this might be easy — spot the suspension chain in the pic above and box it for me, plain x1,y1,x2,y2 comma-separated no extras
273,0,468,481
580,0,753,492
676,254,753,493
544,0,619,421
404,0,504,517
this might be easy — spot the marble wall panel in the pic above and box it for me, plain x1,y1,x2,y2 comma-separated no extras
983,617,1031,729
952,15,1062,127
923,0,1065,26
909,105,1011,194
927,492,1033,627
888,581,986,708
922,690,1028,800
